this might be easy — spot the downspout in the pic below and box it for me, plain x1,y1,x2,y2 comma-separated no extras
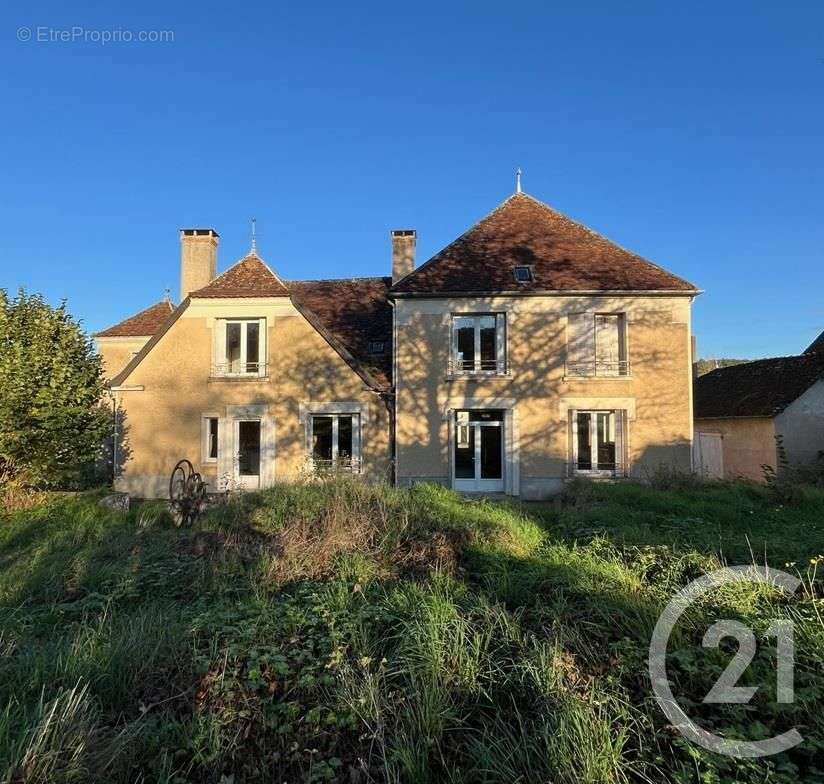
390,296,398,487
104,387,118,487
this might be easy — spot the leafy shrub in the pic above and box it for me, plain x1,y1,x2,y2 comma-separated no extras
0,458,45,513
0,290,110,488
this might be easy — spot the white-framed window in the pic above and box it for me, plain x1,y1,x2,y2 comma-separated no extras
310,413,361,473
566,313,628,377
570,409,625,476
213,318,266,376
202,415,219,463
450,313,507,375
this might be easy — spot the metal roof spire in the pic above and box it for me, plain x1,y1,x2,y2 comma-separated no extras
515,167,522,194
250,217,257,255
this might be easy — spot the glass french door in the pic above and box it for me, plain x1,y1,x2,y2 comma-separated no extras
234,419,261,489
453,410,504,492
573,410,621,475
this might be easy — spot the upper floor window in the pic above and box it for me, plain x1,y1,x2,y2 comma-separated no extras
450,314,507,375
566,312,628,377
213,318,266,377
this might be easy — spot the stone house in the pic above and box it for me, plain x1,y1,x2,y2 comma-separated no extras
96,188,699,498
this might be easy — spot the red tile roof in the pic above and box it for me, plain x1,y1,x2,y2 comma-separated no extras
694,353,824,418
290,277,392,389
392,192,697,295
95,300,174,338
190,252,289,298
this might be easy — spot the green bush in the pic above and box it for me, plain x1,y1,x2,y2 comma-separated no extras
0,290,110,488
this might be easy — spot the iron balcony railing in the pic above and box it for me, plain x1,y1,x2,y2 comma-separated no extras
310,456,362,474
568,460,626,477
565,359,631,378
447,357,510,376
210,361,268,378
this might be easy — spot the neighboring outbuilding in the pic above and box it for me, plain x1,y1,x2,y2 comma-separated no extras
693,348,824,480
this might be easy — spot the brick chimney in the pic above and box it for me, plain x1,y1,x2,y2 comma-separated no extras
180,228,219,300
391,229,416,284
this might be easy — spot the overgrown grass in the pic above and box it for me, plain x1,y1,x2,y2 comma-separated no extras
1,479,823,782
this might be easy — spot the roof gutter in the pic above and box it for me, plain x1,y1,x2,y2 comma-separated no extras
390,289,703,299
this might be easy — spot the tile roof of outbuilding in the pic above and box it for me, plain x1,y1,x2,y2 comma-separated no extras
694,352,824,418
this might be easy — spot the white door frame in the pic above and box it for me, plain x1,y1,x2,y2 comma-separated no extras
233,418,262,489
219,404,275,491
451,413,505,493
445,398,519,496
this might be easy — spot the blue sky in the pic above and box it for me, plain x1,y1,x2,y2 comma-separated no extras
0,1,822,358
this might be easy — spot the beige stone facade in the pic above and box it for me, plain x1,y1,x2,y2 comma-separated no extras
111,297,391,498
694,417,777,482
394,295,694,499
96,335,151,379
98,190,700,499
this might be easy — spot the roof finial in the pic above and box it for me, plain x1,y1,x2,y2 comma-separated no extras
163,286,171,303
250,217,257,254
515,167,523,194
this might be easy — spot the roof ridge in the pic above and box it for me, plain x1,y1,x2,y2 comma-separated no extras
390,193,520,290
706,353,823,369
290,276,391,284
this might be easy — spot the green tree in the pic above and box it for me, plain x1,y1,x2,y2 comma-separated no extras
0,289,110,488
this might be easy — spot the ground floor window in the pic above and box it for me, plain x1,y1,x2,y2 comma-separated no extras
571,410,624,475
311,414,360,472
202,416,219,463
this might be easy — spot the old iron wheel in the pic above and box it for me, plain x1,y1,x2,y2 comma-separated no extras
169,459,195,527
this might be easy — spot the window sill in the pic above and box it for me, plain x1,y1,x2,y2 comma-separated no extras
563,375,633,382
445,372,511,382
208,375,270,383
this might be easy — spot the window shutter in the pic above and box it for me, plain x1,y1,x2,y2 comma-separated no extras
566,314,595,374
214,320,226,373
259,318,266,376
615,410,626,476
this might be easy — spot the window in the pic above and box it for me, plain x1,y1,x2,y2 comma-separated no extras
451,314,506,374
310,414,360,472
513,266,534,283
202,416,219,463
566,313,628,376
214,319,265,376
368,340,386,355
571,410,624,475
594,314,627,376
